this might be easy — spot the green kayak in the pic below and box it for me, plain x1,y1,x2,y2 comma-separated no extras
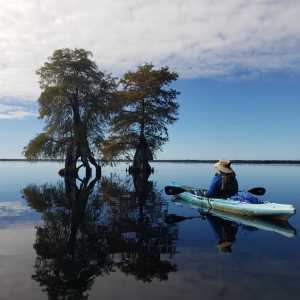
171,199,296,238
165,183,296,220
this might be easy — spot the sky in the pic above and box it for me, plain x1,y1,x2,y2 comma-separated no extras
0,0,299,159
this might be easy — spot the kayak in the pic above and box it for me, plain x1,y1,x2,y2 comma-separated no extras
166,183,296,220
171,199,296,238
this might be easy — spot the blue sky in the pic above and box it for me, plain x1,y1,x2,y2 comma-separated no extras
0,0,299,159
162,74,300,159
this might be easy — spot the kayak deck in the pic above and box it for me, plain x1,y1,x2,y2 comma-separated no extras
171,184,296,220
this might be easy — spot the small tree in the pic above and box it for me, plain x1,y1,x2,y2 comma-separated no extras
103,63,179,171
24,48,116,176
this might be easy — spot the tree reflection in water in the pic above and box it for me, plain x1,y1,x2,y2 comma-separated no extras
22,171,178,299
102,171,178,282
23,173,112,299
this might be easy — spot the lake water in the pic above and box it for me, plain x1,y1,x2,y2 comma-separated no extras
0,162,299,300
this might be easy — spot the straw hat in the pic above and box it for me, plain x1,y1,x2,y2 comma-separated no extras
214,160,233,174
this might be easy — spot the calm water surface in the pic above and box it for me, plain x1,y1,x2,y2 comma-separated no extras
0,162,299,300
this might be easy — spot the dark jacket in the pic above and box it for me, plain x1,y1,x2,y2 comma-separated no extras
207,173,238,198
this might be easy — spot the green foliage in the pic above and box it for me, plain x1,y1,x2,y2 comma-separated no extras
24,48,116,160
23,132,67,160
103,63,179,160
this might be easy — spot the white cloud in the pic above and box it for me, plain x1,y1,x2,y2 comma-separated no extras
0,201,30,216
0,103,35,119
0,0,299,99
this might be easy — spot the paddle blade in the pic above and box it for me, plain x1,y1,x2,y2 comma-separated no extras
164,186,186,195
248,187,266,196
165,214,200,224
165,214,189,224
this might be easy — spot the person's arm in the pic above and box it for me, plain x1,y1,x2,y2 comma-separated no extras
206,174,221,197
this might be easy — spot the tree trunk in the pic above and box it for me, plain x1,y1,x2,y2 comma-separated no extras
72,100,101,177
131,132,153,175
58,142,79,177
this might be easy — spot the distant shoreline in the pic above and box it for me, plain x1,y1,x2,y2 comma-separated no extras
0,159,300,165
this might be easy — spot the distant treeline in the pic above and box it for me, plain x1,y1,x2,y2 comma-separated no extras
1,159,300,165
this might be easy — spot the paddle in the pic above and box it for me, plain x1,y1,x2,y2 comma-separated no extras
164,186,189,195
164,185,266,196
165,214,198,224
165,213,203,224
247,187,266,196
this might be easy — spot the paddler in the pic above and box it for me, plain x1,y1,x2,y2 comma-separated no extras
206,160,238,198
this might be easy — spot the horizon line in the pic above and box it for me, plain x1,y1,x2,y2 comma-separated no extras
0,159,300,165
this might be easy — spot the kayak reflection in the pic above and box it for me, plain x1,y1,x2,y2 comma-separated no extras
167,200,296,253
22,171,178,299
